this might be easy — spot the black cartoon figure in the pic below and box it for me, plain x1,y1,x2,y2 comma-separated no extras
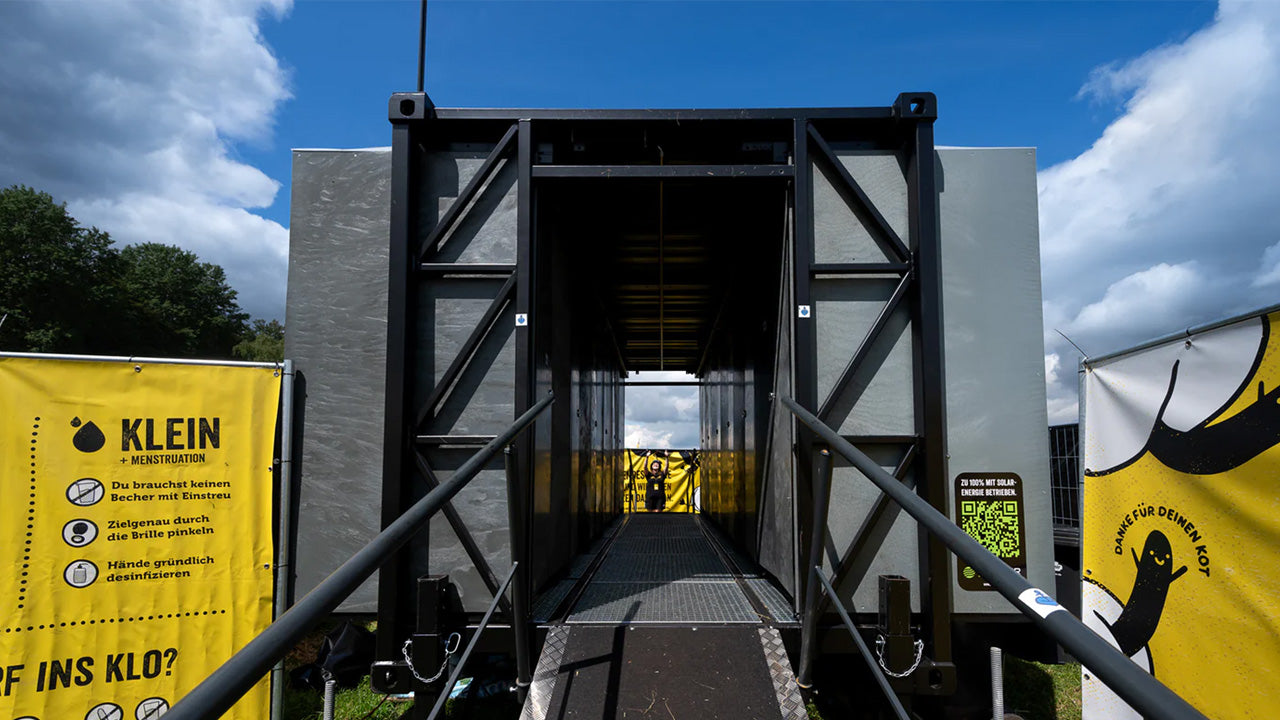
1095,356,1280,477
644,457,668,512
1146,361,1280,475
1098,530,1187,657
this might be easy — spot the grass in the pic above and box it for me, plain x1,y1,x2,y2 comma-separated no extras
284,675,411,720
281,618,410,720
281,619,519,720
1004,658,1082,720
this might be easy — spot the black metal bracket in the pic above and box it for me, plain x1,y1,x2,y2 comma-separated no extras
371,660,413,695
892,93,937,122
390,92,433,121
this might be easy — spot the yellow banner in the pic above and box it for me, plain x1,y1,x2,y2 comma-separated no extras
0,357,280,720
622,450,700,513
1082,312,1280,719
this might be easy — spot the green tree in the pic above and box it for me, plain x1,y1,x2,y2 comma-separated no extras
118,243,249,357
0,185,251,358
0,185,122,352
233,318,284,362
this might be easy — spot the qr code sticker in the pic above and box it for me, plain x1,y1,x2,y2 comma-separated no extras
959,500,1021,558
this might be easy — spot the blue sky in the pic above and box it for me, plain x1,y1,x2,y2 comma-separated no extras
245,1,1215,229
5,1,1280,444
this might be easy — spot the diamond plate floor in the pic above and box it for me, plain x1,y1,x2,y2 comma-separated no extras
567,514,760,624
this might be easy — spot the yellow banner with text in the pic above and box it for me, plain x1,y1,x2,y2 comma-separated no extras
0,356,280,720
1081,312,1280,719
622,449,700,513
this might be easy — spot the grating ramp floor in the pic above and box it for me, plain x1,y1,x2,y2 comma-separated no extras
567,514,760,624
593,552,732,582
532,626,800,719
532,578,575,623
748,578,799,623
699,518,801,626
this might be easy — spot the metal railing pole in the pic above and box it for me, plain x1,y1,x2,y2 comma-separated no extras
167,394,553,720
426,564,519,720
779,396,1209,720
813,569,910,720
270,360,295,720
505,447,532,703
797,448,832,687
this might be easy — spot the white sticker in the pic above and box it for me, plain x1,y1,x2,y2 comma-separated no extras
1018,587,1064,619
515,313,528,327
797,305,811,319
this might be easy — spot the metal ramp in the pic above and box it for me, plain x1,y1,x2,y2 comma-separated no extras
522,514,806,719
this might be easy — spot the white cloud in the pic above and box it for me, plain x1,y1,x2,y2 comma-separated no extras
1044,352,1082,424
625,372,700,448
1039,0,1280,421
1044,353,1061,388
1046,394,1079,426
1069,262,1211,344
625,425,674,450
0,0,291,319
1253,240,1280,287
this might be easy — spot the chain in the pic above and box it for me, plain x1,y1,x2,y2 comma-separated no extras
874,635,924,678
402,632,462,685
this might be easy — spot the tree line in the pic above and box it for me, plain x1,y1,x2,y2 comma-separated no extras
0,185,282,361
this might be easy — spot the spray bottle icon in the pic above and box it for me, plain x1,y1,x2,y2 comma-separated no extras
66,560,96,587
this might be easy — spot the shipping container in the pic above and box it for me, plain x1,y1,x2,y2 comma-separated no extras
284,92,1054,714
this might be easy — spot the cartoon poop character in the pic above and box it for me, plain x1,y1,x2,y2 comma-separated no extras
1146,361,1280,475
1097,530,1187,658
1099,358,1280,478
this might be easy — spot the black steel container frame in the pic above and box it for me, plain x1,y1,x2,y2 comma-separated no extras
160,92,1209,720
376,91,958,702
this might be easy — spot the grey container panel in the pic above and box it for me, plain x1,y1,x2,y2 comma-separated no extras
286,148,393,612
422,152,517,264
813,278,916,436
813,152,908,265
408,454,511,609
287,146,521,612
937,147,1054,615
416,279,517,436
826,449,922,613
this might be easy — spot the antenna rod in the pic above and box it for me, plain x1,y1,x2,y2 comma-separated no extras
1055,329,1089,360
416,0,427,92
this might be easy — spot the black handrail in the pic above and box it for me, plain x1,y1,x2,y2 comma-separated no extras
167,393,554,720
780,396,1209,720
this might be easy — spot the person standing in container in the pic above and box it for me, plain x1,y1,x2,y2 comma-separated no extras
645,457,668,512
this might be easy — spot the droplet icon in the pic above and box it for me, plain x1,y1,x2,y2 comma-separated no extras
72,420,105,453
